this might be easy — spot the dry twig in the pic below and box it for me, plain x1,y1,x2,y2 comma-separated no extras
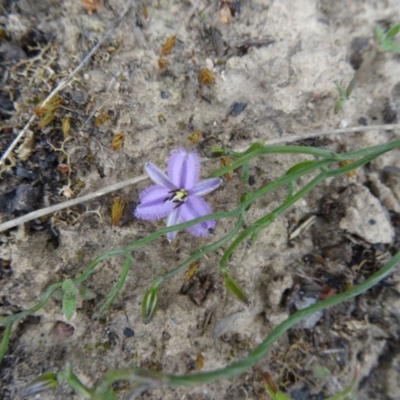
0,175,147,232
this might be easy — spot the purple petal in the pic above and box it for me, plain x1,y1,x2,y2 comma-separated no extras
168,148,200,190
179,195,216,237
190,178,222,197
145,162,176,190
166,209,180,242
135,185,174,220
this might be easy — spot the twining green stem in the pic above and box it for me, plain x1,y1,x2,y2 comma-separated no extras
213,138,400,178
92,248,400,392
1,139,400,376
0,142,396,329
60,364,94,398
0,322,13,364
96,254,133,315
220,151,386,271
0,250,126,327
73,250,127,285
158,214,245,284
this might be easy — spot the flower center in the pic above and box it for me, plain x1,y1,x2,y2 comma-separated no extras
164,188,188,208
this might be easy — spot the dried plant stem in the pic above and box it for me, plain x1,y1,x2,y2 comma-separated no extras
0,0,134,169
0,175,146,232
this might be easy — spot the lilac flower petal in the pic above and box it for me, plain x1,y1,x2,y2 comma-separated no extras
135,185,174,220
166,208,180,242
168,148,200,190
190,178,222,197
179,195,215,237
145,162,176,190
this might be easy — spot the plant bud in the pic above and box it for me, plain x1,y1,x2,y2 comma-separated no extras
141,287,159,324
205,146,226,158
223,272,251,306
22,373,59,396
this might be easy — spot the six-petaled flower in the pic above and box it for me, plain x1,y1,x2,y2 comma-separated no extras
135,148,222,242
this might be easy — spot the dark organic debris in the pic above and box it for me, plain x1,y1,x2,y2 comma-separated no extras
180,273,213,305
14,166,38,180
52,321,75,340
0,90,15,121
349,37,370,70
228,102,247,117
234,36,274,56
119,201,137,226
0,259,12,280
382,98,397,123
0,184,42,215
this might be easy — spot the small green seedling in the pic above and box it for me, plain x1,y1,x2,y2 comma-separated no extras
375,24,400,54
334,77,357,114
53,280,97,320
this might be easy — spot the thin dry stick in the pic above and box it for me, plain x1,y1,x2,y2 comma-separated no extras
0,175,147,232
0,0,134,169
1,124,399,233
261,124,400,148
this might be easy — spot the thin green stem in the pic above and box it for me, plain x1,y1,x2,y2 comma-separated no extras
220,151,386,270
158,214,245,284
180,250,400,384
60,364,94,398
95,254,133,315
0,144,394,329
91,249,400,392
0,322,13,364
213,139,400,178
0,282,63,326
0,251,126,327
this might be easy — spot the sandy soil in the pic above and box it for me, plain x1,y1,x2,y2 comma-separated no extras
1,0,400,399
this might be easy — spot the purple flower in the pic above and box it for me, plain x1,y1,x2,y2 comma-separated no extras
135,148,222,242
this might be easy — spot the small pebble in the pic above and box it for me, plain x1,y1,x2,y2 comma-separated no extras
123,327,134,338
160,90,170,99
15,166,38,180
248,175,256,185
358,116,368,126
230,102,247,117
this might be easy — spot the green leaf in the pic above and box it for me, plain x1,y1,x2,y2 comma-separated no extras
243,142,265,155
312,364,331,381
141,287,159,324
62,279,77,320
334,98,345,114
386,24,400,38
78,285,97,301
375,25,385,42
286,160,316,175
334,81,347,98
52,288,64,301
386,40,400,54
346,77,357,97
